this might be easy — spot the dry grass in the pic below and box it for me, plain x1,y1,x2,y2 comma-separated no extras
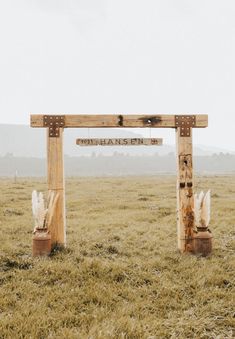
0,175,234,338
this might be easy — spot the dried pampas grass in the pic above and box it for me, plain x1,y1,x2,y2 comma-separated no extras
194,190,211,227
45,191,59,229
32,190,47,229
32,190,59,230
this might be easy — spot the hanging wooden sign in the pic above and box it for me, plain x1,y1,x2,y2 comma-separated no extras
76,138,163,146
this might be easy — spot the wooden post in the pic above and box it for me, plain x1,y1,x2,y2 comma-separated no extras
31,114,207,252
47,128,66,248
176,127,194,253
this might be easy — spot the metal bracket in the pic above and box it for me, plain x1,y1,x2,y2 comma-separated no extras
175,115,196,137
43,115,65,137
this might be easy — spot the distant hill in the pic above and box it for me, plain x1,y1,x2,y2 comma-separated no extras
0,124,145,158
0,124,234,158
0,124,235,176
0,153,235,177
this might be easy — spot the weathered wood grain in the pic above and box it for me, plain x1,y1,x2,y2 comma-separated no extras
31,114,208,128
176,127,194,253
47,128,66,247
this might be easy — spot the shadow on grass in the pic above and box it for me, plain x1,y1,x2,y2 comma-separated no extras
49,245,74,258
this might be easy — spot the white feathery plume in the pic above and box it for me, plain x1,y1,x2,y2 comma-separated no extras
32,190,59,230
194,193,200,227
193,190,211,228
32,191,47,229
201,190,211,227
38,192,47,228
198,191,204,209
32,190,38,221
194,191,204,227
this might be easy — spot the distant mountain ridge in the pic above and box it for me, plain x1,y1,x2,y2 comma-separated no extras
0,124,234,158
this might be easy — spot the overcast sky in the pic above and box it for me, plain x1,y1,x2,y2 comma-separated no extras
0,0,234,150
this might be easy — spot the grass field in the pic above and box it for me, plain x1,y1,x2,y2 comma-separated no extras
0,175,234,338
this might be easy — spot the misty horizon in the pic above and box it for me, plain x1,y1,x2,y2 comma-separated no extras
1,123,235,159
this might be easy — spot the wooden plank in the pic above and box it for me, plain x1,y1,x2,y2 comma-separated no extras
31,114,44,127
76,138,163,146
31,114,208,128
47,128,66,248
176,127,194,253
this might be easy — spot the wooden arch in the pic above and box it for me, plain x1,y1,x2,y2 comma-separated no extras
30,114,208,253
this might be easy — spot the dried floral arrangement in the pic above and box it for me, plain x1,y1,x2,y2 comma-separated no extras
194,190,211,228
32,190,59,231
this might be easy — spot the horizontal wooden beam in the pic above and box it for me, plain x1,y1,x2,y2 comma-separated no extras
76,138,163,146
30,114,208,129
